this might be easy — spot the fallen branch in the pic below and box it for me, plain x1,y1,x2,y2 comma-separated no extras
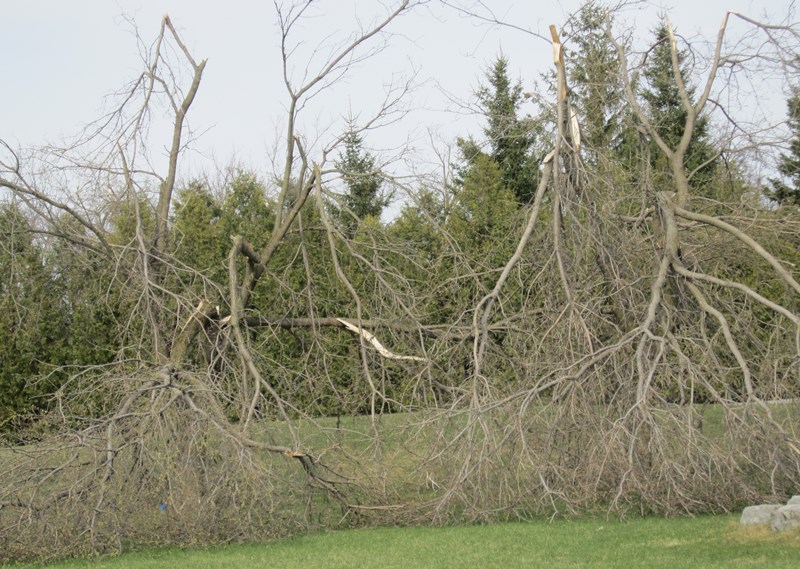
336,318,427,362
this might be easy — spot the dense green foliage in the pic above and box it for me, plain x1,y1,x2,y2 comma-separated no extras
458,57,540,204
642,24,718,194
334,127,387,234
0,205,67,426
0,206,120,428
568,3,627,157
1,28,796,424
770,91,800,206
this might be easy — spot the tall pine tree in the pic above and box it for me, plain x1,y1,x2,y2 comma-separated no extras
459,57,539,204
568,3,627,158
642,24,717,194
335,126,386,234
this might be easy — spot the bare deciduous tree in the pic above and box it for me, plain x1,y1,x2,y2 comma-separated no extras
1,1,799,562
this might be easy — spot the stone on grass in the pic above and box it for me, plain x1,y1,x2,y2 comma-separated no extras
787,495,800,506
771,505,800,532
740,504,781,526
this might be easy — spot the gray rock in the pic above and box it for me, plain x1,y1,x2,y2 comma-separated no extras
787,495,800,506
740,504,781,526
770,504,800,532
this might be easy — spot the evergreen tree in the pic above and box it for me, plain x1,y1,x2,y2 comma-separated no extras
568,3,627,158
448,154,519,262
769,90,800,206
49,217,119,372
0,204,69,427
108,194,155,247
173,181,227,282
221,171,273,246
390,189,445,262
642,24,717,193
461,57,539,204
335,127,386,234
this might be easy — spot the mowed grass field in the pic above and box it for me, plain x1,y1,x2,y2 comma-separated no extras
7,515,800,569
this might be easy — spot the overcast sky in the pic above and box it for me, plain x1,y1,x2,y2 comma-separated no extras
2,0,795,190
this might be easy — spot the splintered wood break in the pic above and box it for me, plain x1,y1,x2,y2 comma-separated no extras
550,24,562,65
336,318,426,362
549,24,567,101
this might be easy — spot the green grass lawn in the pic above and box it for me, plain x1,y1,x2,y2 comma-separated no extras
7,515,799,569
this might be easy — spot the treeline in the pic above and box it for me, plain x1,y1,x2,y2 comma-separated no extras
2,6,799,429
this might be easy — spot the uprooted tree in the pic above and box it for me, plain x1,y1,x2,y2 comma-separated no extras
1,0,799,561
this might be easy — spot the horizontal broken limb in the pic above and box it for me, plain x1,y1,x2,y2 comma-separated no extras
239,316,471,339
336,318,427,362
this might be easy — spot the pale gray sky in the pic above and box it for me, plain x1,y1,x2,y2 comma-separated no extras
1,0,795,189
